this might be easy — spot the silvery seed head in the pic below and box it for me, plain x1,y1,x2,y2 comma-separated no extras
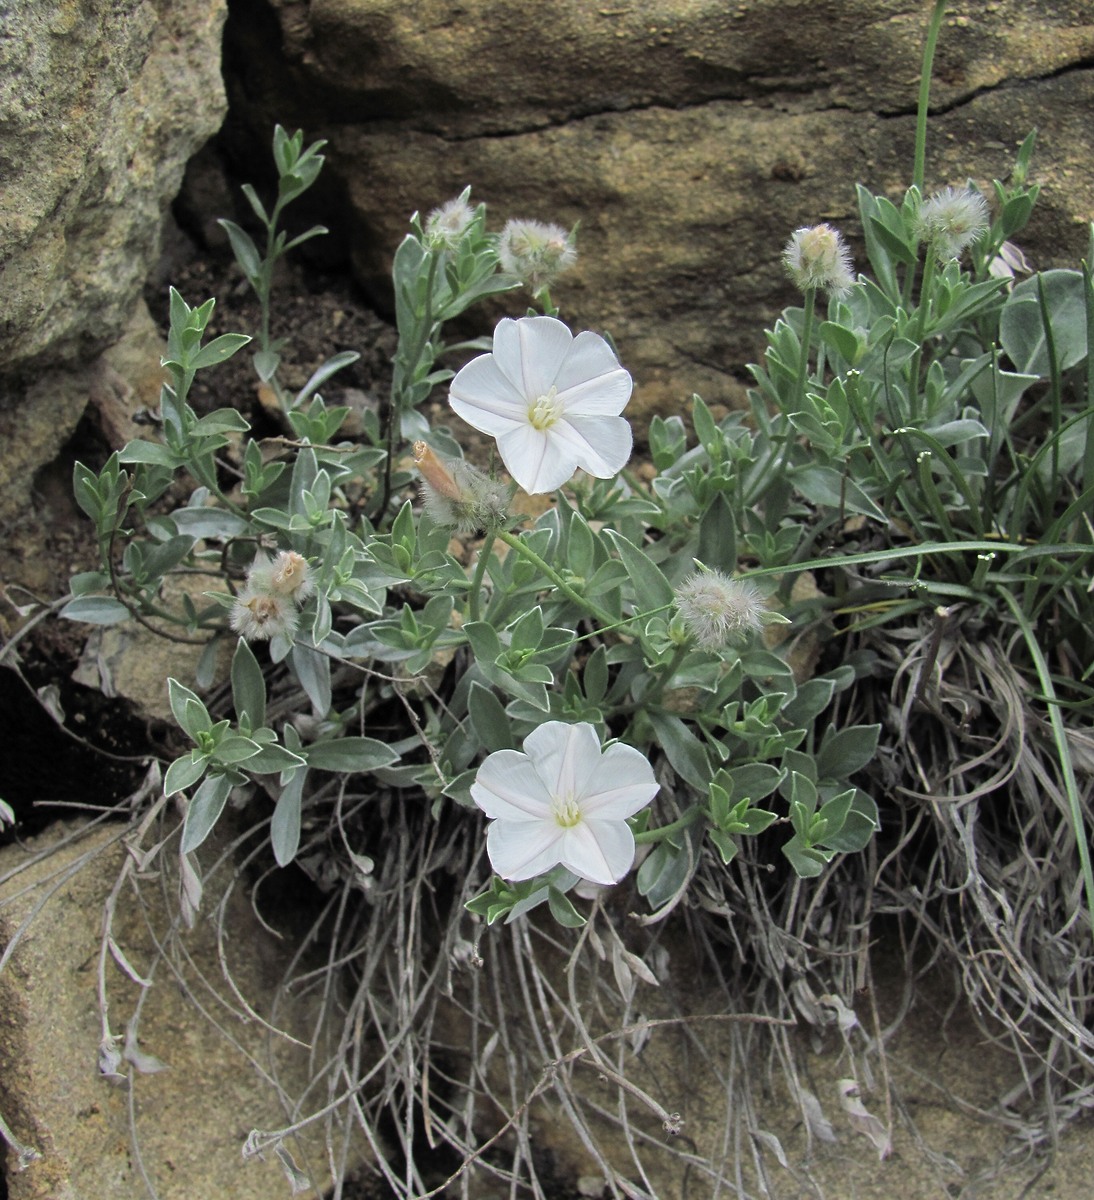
782,223,855,298
914,186,990,262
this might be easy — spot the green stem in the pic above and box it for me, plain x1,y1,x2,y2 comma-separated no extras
914,0,948,194
535,286,558,318
776,287,817,476
793,287,817,414
468,531,495,624
906,250,938,422
633,804,703,846
378,253,441,522
186,455,251,521
571,604,674,645
495,529,618,627
395,254,440,409
259,198,291,410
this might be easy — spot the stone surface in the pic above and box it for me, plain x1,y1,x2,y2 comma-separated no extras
0,820,342,1199
0,0,227,379
0,299,166,529
219,0,1094,414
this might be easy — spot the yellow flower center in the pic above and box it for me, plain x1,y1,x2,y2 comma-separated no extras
528,386,562,431
553,794,582,828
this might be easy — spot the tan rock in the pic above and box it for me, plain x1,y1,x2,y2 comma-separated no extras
0,819,344,1198
0,0,227,377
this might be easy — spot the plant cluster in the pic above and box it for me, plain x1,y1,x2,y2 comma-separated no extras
62,124,897,930
34,5,1094,1190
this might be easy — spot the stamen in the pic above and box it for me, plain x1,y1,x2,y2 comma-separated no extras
528,386,562,431
553,794,582,828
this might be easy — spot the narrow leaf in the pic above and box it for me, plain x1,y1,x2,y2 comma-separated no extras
180,773,232,854
271,770,306,867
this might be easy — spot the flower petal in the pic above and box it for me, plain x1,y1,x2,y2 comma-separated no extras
523,721,601,799
555,366,633,417
580,743,659,819
551,415,633,480
487,818,565,881
492,316,573,399
553,329,626,387
497,423,577,494
560,819,636,886
449,354,528,436
471,749,554,821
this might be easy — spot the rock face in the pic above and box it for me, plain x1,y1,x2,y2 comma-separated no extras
0,0,227,531
0,819,341,1198
220,0,1094,414
0,0,227,379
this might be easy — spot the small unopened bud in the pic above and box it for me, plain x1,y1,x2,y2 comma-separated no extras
229,589,299,641
413,441,509,535
497,218,577,294
914,186,989,261
782,223,855,298
424,195,476,251
675,570,767,650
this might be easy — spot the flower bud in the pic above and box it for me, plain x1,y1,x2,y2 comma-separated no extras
674,570,767,650
914,186,990,262
497,219,577,294
413,441,509,535
782,223,855,298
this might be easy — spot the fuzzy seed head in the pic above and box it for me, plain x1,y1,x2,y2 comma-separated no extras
424,196,476,251
782,223,855,298
914,187,990,261
414,442,509,535
269,551,314,600
498,219,577,294
230,588,299,641
675,571,766,650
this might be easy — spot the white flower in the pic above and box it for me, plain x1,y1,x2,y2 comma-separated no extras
471,722,659,887
448,316,633,495
782,223,855,298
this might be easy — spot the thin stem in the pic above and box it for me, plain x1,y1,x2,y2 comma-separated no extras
378,253,440,522
571,603,674,645
793,288,817,414
906,250,938,422
186,455,251,520
777,288,817,476
260,197,291,410
495,529,618,627
914,0,948,194
0,1110,39,1170
633,804,703,846
468,532,495,624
